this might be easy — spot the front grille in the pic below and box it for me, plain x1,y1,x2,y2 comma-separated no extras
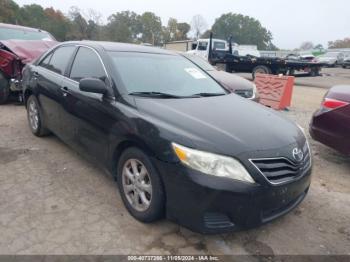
234,89,253,99
251,146,311,184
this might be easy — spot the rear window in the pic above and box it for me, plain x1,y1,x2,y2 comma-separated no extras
0,27,54,41
42,46,76,75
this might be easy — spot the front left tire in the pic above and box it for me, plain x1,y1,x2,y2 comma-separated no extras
26,95,50,137
117,147,165,223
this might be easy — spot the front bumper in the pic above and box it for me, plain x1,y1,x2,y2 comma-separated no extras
155,159,311,234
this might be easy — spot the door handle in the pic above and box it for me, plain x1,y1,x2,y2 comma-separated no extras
60,87,70,97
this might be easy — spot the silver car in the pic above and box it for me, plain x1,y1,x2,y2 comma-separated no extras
317,52,345,67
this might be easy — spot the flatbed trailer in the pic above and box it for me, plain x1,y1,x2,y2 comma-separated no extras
207,33,324,78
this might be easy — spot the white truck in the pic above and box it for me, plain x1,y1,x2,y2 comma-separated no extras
186,38,261,58
186,38,228,59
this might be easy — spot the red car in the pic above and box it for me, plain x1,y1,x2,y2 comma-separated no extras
310,85,350,155
0,23,58,104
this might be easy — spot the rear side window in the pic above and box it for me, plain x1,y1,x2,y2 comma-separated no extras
46,46,76,75
70,47,106,82
39,53,53,70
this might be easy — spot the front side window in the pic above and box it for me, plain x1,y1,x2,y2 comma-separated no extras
70,47,106,82
47,46,76,75
39,53,53,70
109,52,226,97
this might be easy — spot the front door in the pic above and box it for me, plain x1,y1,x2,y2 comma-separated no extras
60,46,114,165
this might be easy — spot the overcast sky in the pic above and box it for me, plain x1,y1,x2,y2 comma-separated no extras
15,0,350,49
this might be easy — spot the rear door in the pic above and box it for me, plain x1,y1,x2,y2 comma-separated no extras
60,46,113,165
34,45,76,134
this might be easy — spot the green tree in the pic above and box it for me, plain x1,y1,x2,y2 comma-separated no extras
105,11,141,43
139,12,162,45
17,4,47,28
67,6,88,40
211,13,274,50
177,22,190,40
163,18,190,43
43,7,71,41
328,38,350,48
0,0,20,24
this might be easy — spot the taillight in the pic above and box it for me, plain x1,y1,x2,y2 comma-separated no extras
322,98,349,110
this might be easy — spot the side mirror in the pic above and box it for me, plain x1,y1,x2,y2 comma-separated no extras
79,78,107,95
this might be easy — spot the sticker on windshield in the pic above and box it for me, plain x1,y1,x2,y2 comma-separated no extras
184,68,207,79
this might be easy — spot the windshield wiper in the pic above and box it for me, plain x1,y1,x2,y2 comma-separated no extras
193,92,226,97
129,91,196,98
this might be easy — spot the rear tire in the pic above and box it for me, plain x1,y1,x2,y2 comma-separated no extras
26,95,50,137
117,147,165,223
252,65,271,79
0,72,10,105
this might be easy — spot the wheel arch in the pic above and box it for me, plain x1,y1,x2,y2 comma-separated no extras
111,138,157,178
23,89,33,106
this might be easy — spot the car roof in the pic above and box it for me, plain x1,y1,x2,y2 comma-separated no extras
0,22,48,33
64,41,177,55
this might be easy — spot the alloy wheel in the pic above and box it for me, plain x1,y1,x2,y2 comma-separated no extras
28,100,39,131
122,159,153,212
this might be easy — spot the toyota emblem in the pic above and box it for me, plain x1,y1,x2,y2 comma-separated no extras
292,148,304,162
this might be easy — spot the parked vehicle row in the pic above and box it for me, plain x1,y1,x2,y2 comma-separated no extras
188,34,324,78
22,41,312,234
0,23,57,104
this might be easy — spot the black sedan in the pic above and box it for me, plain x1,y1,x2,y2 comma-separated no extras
22,41,312,234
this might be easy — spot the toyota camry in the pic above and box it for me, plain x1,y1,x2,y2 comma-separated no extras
22,41,312,233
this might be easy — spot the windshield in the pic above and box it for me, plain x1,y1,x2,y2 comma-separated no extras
109,52,226,97
0,27,54,41
183,54,216,71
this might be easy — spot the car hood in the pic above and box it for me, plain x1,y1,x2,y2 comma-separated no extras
0,40,58,63
207,70,253,92
134,94,303,157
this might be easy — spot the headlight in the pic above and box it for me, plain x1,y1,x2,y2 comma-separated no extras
172,143,255,183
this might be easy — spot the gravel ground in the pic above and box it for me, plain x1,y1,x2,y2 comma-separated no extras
0,85,349,255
